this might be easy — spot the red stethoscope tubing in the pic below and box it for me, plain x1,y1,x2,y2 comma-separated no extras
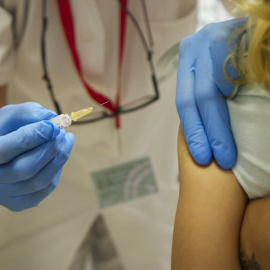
57,0,128,128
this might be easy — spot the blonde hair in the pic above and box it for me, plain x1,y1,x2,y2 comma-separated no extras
227,0,270,89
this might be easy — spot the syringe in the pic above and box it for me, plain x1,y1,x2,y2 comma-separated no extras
49,102,108,129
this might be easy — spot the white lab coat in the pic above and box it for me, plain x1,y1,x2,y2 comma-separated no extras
0,1,197,269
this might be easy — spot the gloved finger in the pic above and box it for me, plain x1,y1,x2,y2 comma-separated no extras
176,37,212,165
7,133,74,211
0,121,60,164
0,102,57,135
0,129,67,183
195,56,237,169
210,40,239,96
209,18,248,96
3,132,74,196
7,169,63,212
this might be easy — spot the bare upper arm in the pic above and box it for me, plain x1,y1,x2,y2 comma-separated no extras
172,125,248,270
240,196,270,268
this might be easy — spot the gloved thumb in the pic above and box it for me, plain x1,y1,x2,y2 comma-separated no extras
0,102,57,135
0,121,60,164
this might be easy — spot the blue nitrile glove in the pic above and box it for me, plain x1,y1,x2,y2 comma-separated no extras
0,102,74,211
176,18,247,169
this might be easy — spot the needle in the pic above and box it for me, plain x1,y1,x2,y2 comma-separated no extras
49,101,110,128
71,101,109,121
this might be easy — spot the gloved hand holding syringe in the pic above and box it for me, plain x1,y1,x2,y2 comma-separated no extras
49,101,109,128
0,101,107,211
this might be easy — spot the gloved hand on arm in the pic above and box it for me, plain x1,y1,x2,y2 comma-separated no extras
176,18,247,169
0,102,74,211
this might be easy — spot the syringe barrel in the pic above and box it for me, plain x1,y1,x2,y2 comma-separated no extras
49,114,72,129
